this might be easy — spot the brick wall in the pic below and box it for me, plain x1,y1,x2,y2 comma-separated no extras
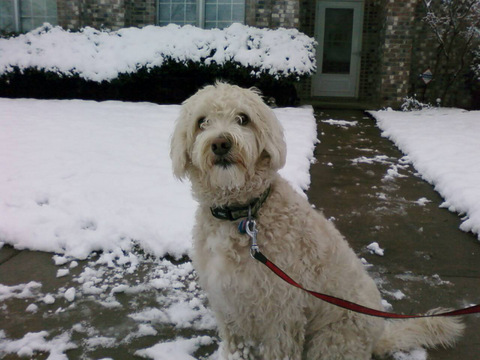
246,0,299,28
296,0,314,98
358,0,384,104
125,0,156,28
377,0,416,107
57,0,127,30
56,0,82,30
57,0,156,30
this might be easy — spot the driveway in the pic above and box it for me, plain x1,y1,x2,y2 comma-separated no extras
309,108,480,360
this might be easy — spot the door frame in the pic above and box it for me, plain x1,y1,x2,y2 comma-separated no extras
312,0,364,98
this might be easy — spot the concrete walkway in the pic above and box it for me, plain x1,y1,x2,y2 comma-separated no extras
309,109,480,359
0,108,479,359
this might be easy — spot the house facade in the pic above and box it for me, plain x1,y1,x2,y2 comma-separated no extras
0,0,475,108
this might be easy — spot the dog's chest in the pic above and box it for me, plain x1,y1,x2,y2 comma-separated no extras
196,225,263,303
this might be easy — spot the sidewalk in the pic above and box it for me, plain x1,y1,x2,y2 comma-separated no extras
309,109,480,359
1,108,479,359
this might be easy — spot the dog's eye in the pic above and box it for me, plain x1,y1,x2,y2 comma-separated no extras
197,117,207,129
237,113,250,126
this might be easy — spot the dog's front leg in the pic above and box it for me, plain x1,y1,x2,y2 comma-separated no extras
217,316,305,360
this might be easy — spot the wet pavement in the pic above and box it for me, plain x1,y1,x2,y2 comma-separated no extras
309,109,480,359
1,108,479,359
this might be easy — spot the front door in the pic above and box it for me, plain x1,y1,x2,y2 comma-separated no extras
312,0,364,97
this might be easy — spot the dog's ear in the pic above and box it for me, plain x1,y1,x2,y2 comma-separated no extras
260,105,287,171
170,114,190,180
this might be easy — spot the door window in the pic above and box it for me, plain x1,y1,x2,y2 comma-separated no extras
322,8,354,74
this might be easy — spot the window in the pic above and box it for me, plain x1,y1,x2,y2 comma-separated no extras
20,0,58,32
0,0,16,32
158,0,197,26
204,0,245,29
157,0,245,29
0,0,57,33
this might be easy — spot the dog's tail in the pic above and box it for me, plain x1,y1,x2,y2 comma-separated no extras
373,308,465,356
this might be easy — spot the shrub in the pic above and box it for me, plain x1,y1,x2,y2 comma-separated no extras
0,23,316,106
420,0,480,107
401,95,436,111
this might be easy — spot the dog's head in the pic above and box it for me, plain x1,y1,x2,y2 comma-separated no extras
170,82,286,191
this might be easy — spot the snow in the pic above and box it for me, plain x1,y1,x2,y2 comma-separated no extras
393,349,427,360
64,287,76,302
135,336,215,360
0,99,472,359
321,119,358,128
369,108,480,240
0,23,316,82
0,281,42,301
0,98,316,259
367,242,385,256
383,289,406,301
85,336,116,350
42,294,56,305
0,97,316,359
25,303,39,313
415,197,431,206
56,269,70,278
1,249,219,357
0,330,76,359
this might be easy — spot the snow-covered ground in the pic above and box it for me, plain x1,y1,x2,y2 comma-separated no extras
0,98,317,260
0,98,316,359
369,108,480,240
1,100,478,359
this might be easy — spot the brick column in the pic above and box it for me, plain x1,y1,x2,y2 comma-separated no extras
378,0,416,107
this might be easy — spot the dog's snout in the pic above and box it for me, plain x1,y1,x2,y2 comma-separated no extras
211,137,232,156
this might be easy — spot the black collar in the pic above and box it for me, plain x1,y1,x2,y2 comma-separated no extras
210,186,271,221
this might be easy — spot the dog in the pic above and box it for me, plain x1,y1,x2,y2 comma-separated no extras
170,82,464,359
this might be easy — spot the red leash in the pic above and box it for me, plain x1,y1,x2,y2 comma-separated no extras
252,250,480,319
240,217,480,318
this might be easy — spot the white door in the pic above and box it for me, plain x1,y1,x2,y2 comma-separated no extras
312,0,364,97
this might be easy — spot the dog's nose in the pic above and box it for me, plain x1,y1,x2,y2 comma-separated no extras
211,137,232,156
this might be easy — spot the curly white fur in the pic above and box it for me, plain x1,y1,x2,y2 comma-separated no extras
170,82,464,359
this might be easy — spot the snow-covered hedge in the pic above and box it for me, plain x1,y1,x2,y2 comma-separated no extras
0,23,316,82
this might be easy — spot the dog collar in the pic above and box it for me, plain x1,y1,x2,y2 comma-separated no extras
210,186,271,221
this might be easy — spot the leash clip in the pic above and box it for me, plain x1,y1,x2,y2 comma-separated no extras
237,206,259,258
246,219,259,258
245,206,259,258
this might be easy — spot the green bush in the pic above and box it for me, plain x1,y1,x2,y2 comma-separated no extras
0,58,303,106
0,24,316,106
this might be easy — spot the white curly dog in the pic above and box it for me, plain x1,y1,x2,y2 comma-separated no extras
170,82,464,360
